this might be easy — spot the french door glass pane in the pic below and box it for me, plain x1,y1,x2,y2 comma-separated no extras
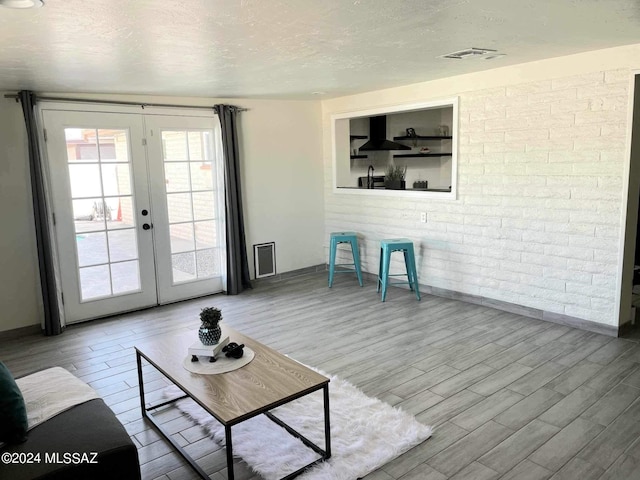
79,265,111,299
188,132,205,161
162,129,220,283
68,165,102,197
65,128,142,300
163,132,188,160
107,196,134,230
76,232,108,267
97,129,129,162
172,252,196,282
169,223,195,253
195,221,216,248
196,249,218,277
111,261,141,294
191,165,213,190
165,163,190,192
192,191,215,220
101,164,131,196
73,198,104,232
167,193,193,222
108,230,138,262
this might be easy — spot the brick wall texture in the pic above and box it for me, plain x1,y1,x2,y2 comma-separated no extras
326,68,631,325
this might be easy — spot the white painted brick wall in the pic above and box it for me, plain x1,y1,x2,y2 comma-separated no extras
324,67,632,326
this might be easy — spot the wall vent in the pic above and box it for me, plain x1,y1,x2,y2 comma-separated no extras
254,242,276,278
438,47,498,60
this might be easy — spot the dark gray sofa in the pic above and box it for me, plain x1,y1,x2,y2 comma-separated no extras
0,398,141,480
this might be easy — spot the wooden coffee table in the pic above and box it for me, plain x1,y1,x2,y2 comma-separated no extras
135,326,331,480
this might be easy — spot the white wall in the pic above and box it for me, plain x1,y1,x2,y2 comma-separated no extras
322,44,640,328
0,94,324,332
239,101,324,275
0,98,42,332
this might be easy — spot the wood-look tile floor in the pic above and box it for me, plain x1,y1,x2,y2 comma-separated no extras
2,272,640,479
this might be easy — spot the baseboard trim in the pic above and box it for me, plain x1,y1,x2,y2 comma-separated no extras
618,320,639,338
359,270,619,337
253,264,326,283
4,267,618,338
0,324,41,340
541,311,618,337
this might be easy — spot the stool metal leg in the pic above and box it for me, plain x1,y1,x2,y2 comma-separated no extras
407,247,421,300
351,240,364,287
328,237,337,287
381,246,391,302
377,247,383,293
403,251,414,291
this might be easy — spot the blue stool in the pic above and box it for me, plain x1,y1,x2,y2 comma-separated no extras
328,232,363,287
377,238,421,302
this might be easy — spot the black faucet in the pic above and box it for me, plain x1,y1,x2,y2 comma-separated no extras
367,165,375,189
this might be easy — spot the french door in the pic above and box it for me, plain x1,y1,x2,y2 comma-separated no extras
41,107,224,323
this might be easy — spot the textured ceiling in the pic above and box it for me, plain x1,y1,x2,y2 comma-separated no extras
0,0,639,99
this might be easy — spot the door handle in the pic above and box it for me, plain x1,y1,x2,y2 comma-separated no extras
142,223,153,230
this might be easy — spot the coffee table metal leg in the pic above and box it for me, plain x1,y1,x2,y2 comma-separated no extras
323,384,331,459
225,426,234,480
136,350,210,480
136,351,146,416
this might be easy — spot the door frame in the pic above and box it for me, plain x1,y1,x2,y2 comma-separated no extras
38,101,224,324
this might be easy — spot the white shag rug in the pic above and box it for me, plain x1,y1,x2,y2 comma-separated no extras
165,368,432,480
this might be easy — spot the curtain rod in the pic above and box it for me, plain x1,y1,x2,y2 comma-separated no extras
3,93,247,112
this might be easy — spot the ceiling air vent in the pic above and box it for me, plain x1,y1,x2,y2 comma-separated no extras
438,47,498,60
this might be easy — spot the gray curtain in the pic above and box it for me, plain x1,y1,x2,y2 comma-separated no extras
215,104,252,294
18,91,63,336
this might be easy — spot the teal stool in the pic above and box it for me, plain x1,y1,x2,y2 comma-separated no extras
328,232,363,287
377,238,421,302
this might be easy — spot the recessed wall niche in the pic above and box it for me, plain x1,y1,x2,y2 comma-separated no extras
332,98,458,199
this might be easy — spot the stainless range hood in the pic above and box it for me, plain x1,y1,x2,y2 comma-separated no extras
358,116,411,151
